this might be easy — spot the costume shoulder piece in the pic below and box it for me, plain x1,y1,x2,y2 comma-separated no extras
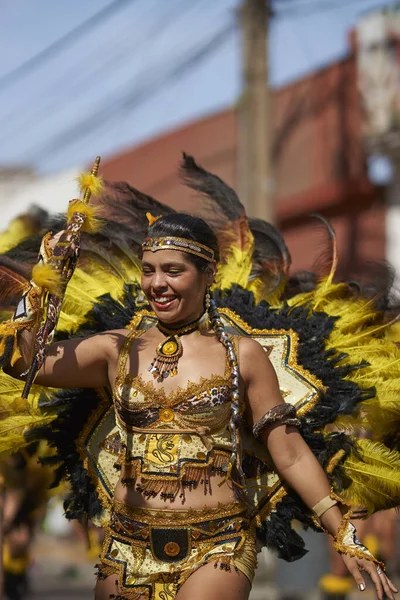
0,156,399,560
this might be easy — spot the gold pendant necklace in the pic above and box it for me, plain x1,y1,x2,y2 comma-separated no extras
148,316,202,382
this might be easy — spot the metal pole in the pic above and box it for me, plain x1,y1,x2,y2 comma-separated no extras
238,0,275,223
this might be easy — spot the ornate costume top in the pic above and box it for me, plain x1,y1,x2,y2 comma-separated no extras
110,329,241,500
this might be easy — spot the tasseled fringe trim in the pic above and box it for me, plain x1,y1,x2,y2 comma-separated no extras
177,553,239,590
211,451,231,474
95,563,115,581
95,563,146,600
131,467,213,500
212,554,238,573
120,452,231,500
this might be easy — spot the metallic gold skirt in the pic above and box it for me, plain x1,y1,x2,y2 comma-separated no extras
97,500,257,600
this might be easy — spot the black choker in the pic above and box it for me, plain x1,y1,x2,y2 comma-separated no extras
149,315,203,382
157,315,202,337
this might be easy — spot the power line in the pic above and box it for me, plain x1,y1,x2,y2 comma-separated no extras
23,22,235,163
0,0,202,142
274,0,387,17
0,0,137,94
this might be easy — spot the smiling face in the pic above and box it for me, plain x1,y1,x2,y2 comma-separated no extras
141,250,215,326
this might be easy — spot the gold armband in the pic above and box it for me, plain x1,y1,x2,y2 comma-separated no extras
252,403,300,439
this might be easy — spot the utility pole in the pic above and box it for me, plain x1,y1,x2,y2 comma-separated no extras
238,0,274,223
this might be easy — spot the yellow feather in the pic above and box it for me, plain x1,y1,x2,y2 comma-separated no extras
0,373,56,456
0,216,36,254
215,231,254,290
386,321,400,343
288,277,400,438
76,173,104,197
57,259,141,334
247,276,286,307
67,199,104,234
31,263,62,295
0,413,56,457
340,438,400,514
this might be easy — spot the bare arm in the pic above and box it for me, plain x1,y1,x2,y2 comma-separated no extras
7,328,127,389
240,337,396,600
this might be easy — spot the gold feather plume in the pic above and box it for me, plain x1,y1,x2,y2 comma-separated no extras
0,374,56,457
214,217,254,290
58,256,141,334
0,215,38,255
31,263,63,296
339,438,400,514
67,199,104,234
76,172,104,197
288,269,400,437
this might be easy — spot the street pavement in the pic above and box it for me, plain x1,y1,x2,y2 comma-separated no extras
25,532,95,600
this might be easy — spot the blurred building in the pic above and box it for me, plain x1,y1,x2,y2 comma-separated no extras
3,6,399,281
355,5,400,288
99,44,385,278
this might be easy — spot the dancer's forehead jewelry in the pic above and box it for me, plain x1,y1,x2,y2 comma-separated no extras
142,213,215,263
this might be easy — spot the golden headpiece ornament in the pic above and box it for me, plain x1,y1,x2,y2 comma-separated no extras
143,212,215,262
142,236,214,263
146,212,162,226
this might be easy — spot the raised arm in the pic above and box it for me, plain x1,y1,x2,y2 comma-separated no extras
239,337,397,600
6,329,126,390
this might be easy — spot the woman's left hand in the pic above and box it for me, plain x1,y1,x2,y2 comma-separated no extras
342,554,398,600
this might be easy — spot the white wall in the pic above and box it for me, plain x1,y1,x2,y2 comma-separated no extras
0,165,84,229
386,159,400,294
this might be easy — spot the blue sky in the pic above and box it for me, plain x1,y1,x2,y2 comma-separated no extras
0,0,396,174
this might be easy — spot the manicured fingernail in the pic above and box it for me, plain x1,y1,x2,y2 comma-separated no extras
359,584,365,591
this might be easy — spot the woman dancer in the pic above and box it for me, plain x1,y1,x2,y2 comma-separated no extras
6,212,397,600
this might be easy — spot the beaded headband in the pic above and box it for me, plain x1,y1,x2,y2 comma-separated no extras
142,236,215,263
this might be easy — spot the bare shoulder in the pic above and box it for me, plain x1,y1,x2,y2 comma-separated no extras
92,328,131,358
237,336,268,363
101,327,153,354
236,336,275,383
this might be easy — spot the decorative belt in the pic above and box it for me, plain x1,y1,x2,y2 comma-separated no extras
109,500,249,564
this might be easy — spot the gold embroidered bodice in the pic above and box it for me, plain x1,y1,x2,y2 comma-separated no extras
110,329,237,500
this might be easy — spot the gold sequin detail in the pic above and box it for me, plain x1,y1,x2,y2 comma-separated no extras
164,542,180,557
159,408,174,423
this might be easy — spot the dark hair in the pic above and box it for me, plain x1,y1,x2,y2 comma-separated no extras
146,213,220,271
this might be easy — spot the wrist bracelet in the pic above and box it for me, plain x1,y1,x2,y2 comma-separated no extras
333,518,385,570
312,495,338,519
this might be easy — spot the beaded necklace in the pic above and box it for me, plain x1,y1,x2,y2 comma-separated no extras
148,315,202,382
